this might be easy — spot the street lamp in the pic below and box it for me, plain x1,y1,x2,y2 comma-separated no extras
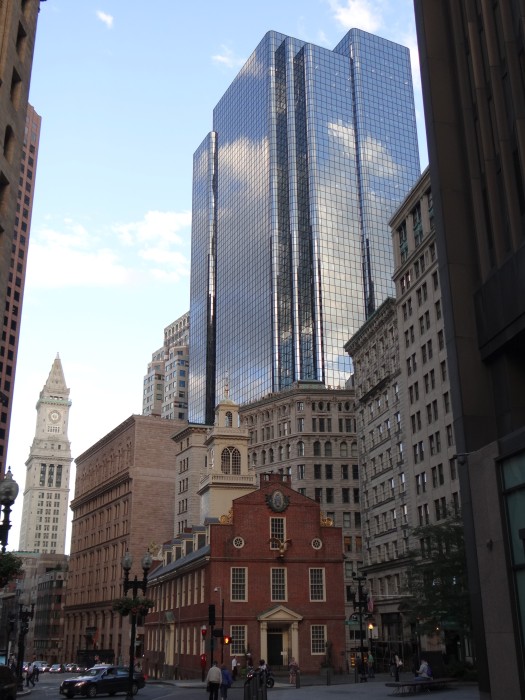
121,551,153,700
351,572,368,683
0,468,19,552
214,587,224,663
16,603,34,692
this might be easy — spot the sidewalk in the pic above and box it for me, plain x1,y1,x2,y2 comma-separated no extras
150,672,481,698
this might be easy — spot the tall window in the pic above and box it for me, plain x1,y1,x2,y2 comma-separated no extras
225,411,233,427
231,625,246,655
221,447,241,474
271,568,286,601
311,625,326,654
270,518,285,547
309,568,325,601
231,568,247,601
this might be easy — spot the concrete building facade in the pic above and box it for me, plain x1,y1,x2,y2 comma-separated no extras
0,103,41,476
142,312,189,420
0,0,43,475
62,415,182,665
415,2,525,696
19,355,72,554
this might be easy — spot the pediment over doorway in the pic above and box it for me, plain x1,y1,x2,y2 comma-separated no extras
257,605,303,622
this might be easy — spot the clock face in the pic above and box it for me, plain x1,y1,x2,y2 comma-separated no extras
49,410,61,423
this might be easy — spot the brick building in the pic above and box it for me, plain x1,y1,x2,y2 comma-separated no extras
62,415,183,665
145,473,345,679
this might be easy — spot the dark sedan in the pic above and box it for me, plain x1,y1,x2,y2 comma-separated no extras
59,665,145,698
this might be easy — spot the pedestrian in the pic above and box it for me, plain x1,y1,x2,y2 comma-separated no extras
219,664,232,699
394,654,402,682
367,651,374,678
33,659,40,682
231,655,238,681
206,660,221,700
26,661,35,688
288,657,299,684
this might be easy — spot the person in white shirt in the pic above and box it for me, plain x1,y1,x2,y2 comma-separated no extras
231,656,238,680
206,661,222,700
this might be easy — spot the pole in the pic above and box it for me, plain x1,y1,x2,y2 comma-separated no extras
127,612,137,699
220,596,225,664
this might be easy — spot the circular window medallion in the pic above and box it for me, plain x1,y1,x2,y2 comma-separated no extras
311,538,323,550
233,536,245,549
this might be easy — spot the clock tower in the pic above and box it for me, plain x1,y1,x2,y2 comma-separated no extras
19,354,72,554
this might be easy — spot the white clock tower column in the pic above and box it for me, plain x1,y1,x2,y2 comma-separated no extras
18,354,72,554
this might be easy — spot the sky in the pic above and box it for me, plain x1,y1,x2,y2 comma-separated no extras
6,0,428,551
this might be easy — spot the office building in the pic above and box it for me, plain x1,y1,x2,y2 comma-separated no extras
142,312,189,420
415,2,525,697
189,28,420,425
62,414,183,665
0,0,43,475
18,355,72,554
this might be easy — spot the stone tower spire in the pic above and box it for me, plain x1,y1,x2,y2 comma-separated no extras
18,355,72,554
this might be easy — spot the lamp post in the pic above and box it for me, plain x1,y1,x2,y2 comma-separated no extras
351,572,368,683
214,587,224,663
15,603,34,692
121,551,153,700
0,468,19,552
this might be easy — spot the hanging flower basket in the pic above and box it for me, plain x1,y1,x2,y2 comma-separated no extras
112,596,154,617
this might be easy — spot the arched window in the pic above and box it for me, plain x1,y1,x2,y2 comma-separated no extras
225,411,233,427
231,448,241,474
313,441,321,456
269,448,274,463
221,447,241,474
262,450,266,465
279,446,284,461
340,442,348,457
297,441,305,457
252,452,257,466
324,441,332,457
351,442,358,458
286,444,291,459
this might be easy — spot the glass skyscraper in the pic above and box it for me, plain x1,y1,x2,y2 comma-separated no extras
189,29,420,425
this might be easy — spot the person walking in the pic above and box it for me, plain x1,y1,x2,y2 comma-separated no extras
288,657,299,684
219,664,232,699
231,655,238,681
32,658,40,682
206,661,222,700
26,661,35,688
367,651,374,678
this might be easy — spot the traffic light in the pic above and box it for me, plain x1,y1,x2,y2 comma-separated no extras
223,635,231,645
208,604,216,626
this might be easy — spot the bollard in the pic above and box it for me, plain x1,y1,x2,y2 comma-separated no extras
295,669,301,689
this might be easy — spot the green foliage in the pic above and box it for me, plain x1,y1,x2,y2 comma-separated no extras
112,596,154,616
402,509,472,632
0,552,23,587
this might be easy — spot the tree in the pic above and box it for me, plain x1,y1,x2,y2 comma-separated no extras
402,510,472,633
0,552,23,587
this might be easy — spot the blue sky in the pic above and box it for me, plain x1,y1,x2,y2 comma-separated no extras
7,0,427,550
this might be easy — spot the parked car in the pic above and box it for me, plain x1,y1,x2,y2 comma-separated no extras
34,661,50,673
59,665,146,698
50,664,66,673
65,664,82,673
0,665,17,700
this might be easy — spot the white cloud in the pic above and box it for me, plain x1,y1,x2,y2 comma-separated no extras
96,10,114,29
25,211,191,290
114,210,191,247
211,45,246,69
328,0,383,34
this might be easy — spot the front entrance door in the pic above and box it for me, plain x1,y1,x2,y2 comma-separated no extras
267,631,283,668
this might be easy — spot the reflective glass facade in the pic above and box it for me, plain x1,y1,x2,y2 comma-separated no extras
190,29,420,424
